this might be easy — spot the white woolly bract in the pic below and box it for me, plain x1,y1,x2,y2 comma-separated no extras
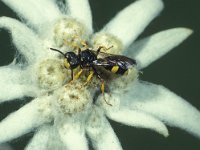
66,0,93,34
57,122,88,150
0,66,38,102
25,126,51,150
86,107,122,150
126,28,193,69
2,0,61,33
103,0,164,47
0,17,44,64
124,81,200,139
106,109,169,137
0,96,53,143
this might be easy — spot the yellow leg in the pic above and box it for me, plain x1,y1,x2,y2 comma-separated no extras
71,34,88,48
74,69,83,79
96,45,114,55
83,70,94,86
100,81,112,106
63,33,89,50
64,40,80,51
98,45,113,51
101,81,105,94
81,40,89,49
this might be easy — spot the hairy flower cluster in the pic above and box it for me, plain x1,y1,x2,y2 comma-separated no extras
0,0,199,150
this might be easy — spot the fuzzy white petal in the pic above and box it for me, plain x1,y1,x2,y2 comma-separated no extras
0,83,37,103
57,123,88,150
0,17,44,64
25,126,52,150
86,108,122,150
0,66,38,102
124,81,200,138
66,0,93,34
0,66,26,84
107,109,168,137
127,28,193,69
102,0,163,47
46,126,66,150
0,96,53,143
27,124,66,150
2,0,61,31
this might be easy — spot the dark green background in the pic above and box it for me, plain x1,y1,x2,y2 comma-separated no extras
0,0,200,150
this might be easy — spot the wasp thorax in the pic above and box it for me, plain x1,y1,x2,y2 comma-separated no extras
53,17,88,48
37,59,69,90
55,81,92,115
92,32,123,54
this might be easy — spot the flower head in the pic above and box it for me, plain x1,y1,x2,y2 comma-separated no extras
0,0,199,150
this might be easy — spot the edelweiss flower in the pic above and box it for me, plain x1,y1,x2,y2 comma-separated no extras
0,0,199,150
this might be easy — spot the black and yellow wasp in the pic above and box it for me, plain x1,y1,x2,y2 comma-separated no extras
50,44,137,98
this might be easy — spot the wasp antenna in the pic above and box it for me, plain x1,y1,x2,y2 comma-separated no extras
50,48,65,56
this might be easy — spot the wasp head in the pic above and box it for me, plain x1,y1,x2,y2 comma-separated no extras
50,48,80,70
64,52,80,69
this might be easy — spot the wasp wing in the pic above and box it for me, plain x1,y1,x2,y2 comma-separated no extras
93,55,136,70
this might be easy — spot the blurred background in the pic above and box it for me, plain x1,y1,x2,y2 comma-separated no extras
0,0,200,149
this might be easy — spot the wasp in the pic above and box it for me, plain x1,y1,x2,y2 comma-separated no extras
50,44,137,104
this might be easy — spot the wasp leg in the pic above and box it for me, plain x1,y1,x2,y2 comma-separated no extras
83,70,94,86
80,40,89,49
78,47,81,55
79,70,94,90
100,80,112,106
92,66,112,106
67,69,83,86
100,80,105,95
69,69,74,82
65,69,74,86
74,69,83,79
96,45,114,55
71,69,74,80
64,34,89,50
63,39,82,52
71,34,88,49
68,69,82,86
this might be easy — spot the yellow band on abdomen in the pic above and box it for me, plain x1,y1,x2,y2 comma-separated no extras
111,66,119,73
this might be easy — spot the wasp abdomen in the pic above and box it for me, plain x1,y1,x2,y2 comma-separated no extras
104,55,136,75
